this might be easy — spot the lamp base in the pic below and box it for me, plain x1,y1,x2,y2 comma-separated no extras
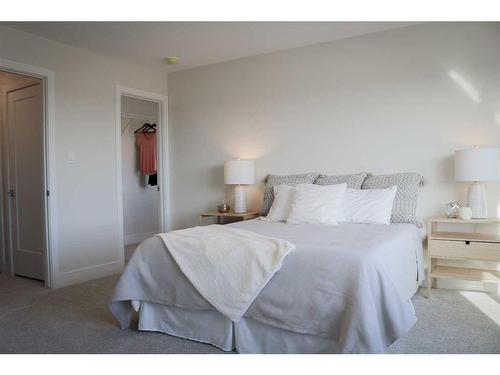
233,185,247,213
467,182,487,219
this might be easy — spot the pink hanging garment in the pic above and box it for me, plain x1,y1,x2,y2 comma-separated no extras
136,133,157,175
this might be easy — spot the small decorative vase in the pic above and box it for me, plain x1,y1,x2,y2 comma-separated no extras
459,207,473,220
445,202,461,218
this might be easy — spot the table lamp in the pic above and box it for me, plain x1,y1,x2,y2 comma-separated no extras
224,159,255,213
454,147,500,218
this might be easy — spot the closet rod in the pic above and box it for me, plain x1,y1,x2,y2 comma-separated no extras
121,112,157,121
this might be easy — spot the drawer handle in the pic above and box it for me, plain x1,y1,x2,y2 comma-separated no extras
465,241,470,245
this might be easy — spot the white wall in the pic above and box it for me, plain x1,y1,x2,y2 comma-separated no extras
121,96,160,244
0,25,167,287
169,23,500,292
168,23,500,231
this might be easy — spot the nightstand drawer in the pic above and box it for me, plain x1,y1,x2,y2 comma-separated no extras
429,239,500,261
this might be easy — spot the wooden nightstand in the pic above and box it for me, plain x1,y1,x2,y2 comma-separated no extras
427,216,500,297
199,211,260,225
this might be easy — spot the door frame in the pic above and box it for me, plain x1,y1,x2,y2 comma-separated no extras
0,58,57,288
115,85,171,264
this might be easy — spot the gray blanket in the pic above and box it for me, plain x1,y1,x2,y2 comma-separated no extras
111,220,424,353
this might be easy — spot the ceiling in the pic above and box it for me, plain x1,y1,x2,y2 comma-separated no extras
7,22,416,72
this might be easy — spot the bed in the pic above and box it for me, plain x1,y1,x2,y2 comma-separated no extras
110,219,424,353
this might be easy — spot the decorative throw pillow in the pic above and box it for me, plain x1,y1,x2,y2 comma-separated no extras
361,173,423,226
260,173,319,215
314,172,367,189
262,185,296,222
339,186,397,225
286,183,347,226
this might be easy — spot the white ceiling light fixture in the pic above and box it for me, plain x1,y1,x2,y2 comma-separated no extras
164,56,180,65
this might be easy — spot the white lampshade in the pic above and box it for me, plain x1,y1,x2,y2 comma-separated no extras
224,159,255,185
454,148,500,182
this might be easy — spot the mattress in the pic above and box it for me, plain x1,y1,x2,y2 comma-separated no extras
111,220,424,353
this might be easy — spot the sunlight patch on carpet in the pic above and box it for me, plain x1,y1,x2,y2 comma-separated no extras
460,291,500,326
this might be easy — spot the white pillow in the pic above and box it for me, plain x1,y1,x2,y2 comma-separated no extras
339,186,397,225
263,185,295,222
286,183,347,226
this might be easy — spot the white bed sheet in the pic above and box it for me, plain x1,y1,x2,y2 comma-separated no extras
111,220,424,353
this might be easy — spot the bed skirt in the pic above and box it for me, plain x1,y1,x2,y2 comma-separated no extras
136,301,356,353
138,302,235,351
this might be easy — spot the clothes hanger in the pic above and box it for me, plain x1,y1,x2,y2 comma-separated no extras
134,123,149,133
134,123,157,134
144,123,156,133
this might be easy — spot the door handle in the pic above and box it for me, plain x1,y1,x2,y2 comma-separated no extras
7,189,15,198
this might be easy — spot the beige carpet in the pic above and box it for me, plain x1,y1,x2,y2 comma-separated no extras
0,246,499,353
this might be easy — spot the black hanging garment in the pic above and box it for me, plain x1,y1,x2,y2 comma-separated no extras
148,173,157,186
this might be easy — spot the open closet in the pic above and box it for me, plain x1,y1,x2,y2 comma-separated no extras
121,95,160,260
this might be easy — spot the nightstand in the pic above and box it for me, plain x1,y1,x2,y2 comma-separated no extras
427,216,500,297
199,211,260,225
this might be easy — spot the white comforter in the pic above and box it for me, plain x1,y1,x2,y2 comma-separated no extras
111,220,424,353
156,225,294,321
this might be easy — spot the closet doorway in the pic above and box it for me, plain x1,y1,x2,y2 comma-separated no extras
0,70,47,283
117,88,170,263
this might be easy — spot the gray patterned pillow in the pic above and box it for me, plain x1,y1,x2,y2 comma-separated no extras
361,173,423,226
314,172,367,189
261,173,319,215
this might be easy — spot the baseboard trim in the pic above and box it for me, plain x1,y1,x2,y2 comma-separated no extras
53,260,123,289
124,231,156,245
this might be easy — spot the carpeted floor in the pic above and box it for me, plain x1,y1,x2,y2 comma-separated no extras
0,245,499,353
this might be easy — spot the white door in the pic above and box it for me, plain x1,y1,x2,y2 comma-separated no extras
6,83,45,280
